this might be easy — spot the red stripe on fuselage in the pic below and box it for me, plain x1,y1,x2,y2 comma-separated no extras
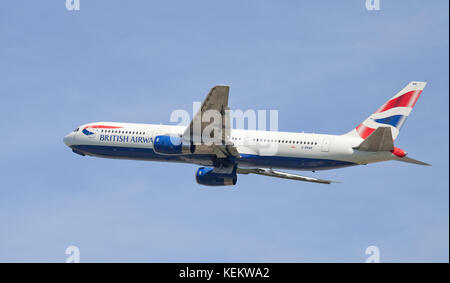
90,125,123,129
356,124,375,139
375,90,422,113
84,125,123,130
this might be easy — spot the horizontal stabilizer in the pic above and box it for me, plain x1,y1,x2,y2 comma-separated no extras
354,127,394,152
237,168,338,184
395,156,431,166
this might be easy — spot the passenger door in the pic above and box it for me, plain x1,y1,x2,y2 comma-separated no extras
321,139,330,152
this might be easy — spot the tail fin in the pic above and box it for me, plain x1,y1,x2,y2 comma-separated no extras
344,81,427,140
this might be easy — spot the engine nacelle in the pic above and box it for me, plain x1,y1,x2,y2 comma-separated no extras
153,135,195,155
196,167,237,186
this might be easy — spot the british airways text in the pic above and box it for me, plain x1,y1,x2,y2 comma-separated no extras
99,134,153,144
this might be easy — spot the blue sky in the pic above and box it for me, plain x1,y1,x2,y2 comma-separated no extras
0,1,448,262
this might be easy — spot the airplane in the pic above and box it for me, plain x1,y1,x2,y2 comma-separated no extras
63,81,429,186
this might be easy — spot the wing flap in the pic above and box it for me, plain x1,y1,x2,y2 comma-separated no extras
237,168,338,184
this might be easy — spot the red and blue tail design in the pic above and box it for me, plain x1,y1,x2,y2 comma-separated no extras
344,81,427,140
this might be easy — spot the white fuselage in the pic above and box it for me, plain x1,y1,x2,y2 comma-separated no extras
64,122,396,171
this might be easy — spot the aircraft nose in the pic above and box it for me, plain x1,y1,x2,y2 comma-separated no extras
63,132,75,147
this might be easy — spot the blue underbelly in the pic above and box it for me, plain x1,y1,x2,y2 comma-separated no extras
237,154,356,170
70,145,356,171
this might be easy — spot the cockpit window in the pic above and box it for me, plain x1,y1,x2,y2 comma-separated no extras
73,128,79,132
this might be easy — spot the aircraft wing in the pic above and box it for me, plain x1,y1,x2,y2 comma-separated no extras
237,168,338,184
183,85,240,158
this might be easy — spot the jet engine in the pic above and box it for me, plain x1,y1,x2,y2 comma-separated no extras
195,167,237,186
153,135,195,155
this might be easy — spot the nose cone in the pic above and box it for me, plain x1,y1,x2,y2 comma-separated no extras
63,132,76,147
